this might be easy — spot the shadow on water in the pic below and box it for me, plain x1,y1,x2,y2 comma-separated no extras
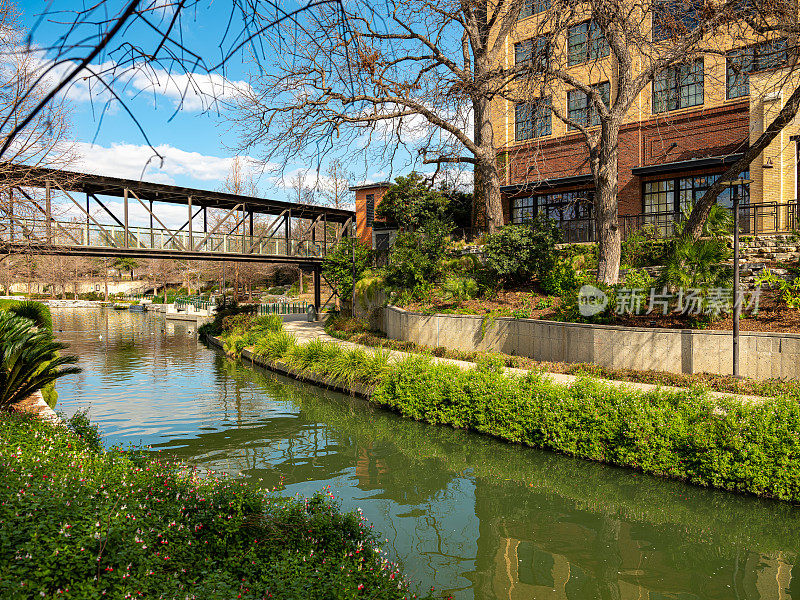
53,308,800,600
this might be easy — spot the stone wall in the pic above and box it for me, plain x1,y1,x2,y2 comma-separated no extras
383,306,800,380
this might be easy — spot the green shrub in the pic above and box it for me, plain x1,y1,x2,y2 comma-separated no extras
222,312,255,333
199,299,257,337
252,331,297,361
250,314,284,334
441,274,480,301
0,412,422,599
757,268,800,309
540,258,578,296
621,225,669,268
484,217,562,284
371,358,800,501
376,172,450,229
384,224,448,297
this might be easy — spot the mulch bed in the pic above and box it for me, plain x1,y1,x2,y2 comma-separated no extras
406,286,800,333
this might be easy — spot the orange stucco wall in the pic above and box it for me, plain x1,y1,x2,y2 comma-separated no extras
354,185,390,245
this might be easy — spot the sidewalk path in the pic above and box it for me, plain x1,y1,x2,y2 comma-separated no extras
284,321,767,403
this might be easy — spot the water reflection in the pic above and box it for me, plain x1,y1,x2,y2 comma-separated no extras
53,308,799,600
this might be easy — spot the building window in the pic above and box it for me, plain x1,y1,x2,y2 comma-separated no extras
365,193,375,227
726,39,787,99
512,190,593,224
518,0,550,20
567,82,610,129
512,196,535,224
652,0,700,42
652,59,703,113
567,21,609,66
515,36,551,69
643,179,675,214
515,98,551,141
644,172,750,214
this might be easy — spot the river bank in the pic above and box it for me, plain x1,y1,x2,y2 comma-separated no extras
0,410,420,599
210,318,800,503
49,308,800,599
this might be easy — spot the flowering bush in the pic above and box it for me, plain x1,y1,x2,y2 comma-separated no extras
0,412,426,599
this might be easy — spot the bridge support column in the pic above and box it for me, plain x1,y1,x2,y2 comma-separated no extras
313,265,321,320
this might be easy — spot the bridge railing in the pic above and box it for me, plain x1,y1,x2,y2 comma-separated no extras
0,217,338,258
175,296,215,311
259,301,310,315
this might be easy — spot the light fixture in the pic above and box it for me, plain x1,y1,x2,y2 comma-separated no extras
763,157,774,169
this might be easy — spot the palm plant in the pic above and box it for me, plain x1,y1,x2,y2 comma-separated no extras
657,237,732,313
676,202,733,238
7,300,52,331
0,313,80,409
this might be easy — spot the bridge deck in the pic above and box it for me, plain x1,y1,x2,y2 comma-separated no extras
0,164,356,268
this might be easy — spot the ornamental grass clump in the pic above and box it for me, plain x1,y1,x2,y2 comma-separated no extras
0,411,425,599
252,331,297,361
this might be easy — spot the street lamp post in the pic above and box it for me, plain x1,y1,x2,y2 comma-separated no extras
720,178,750,378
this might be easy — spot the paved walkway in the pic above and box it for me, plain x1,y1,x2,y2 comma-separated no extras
284,321,766,403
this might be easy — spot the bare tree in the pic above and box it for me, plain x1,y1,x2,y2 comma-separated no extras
513,0,777,282
0,0,76,261
0,1,343,151
230,0,545,235
319,159,354,209
289,171,318,206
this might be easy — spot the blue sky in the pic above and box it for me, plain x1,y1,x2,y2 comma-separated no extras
15,0,397,204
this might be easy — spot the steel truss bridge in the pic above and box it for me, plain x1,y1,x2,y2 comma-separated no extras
0,165,356,310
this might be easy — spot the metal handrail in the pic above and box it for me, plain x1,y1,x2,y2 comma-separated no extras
259,301,309,315
0,216,335,258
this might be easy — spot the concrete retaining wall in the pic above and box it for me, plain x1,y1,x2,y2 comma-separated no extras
383,306,800,380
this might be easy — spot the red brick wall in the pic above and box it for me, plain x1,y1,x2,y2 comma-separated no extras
504,101,750,218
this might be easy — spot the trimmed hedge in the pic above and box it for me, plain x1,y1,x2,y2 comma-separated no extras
372,359,800,501
0,412,425,599
221,326,800,502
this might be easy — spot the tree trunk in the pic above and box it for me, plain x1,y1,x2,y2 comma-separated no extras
684,81,800,240
593,127,622,285
232,265,238,300
474,96,503,233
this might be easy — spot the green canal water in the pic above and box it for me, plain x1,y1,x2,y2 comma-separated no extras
52,308,800,600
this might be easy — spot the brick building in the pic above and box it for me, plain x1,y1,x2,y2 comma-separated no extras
491,8,800,240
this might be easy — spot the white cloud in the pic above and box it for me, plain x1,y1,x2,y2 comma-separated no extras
126,69,251,112
71,141,261,185
23,48,248,113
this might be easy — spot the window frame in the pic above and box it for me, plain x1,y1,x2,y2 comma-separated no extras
514,97,552,141
652,58,704,113
567,20,610,66
514,35,551,69
726,39,788,99
643,172,750,215
511,190,594,224
567,82,610,130
518,0,551,20
365,193,375,227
